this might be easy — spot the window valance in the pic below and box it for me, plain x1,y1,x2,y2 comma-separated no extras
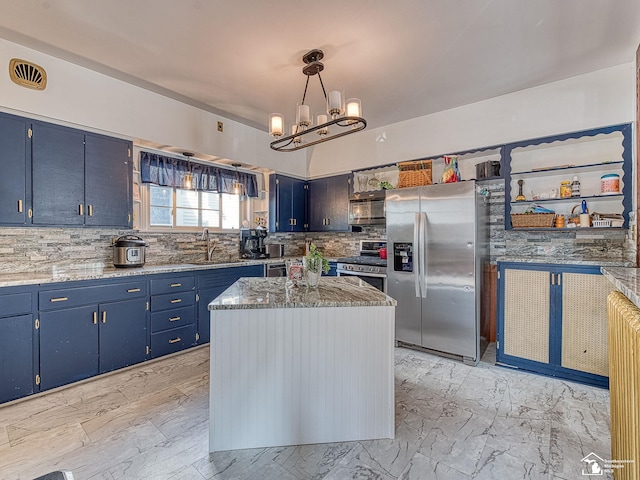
139,151,258,197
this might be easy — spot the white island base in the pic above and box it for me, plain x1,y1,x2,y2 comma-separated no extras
208,278,396,452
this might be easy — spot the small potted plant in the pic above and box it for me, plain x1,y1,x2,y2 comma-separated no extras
303,243,330,288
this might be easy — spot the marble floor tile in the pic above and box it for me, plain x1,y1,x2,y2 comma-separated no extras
418,402,495,476
398,452,472,480
0,344,614,480
275,441,357,480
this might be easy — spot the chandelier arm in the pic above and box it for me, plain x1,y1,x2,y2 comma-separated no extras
301,75,310,105
317,72,328,100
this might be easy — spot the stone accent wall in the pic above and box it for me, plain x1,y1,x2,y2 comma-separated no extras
0,194,634,274
0,225,387,274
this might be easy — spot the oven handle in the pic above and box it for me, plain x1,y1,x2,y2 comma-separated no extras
336,271,387,279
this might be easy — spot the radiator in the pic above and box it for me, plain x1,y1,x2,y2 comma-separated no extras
607,291,640,479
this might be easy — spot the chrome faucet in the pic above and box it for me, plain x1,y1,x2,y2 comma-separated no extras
201,227,215,261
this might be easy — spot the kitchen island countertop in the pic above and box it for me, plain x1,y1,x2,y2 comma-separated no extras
601,266,640,308
208,276,396,310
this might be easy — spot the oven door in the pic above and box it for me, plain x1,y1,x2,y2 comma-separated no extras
337,270,387,293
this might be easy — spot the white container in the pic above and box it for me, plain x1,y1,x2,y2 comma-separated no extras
600,174,620,195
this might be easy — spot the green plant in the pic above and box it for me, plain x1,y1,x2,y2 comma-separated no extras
379,180,394,190
305,243,330,274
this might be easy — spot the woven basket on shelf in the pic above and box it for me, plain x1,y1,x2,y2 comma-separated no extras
510,213,555,228
397,160,432,188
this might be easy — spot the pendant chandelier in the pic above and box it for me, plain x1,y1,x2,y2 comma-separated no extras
183,151,194,189
269,49,366,152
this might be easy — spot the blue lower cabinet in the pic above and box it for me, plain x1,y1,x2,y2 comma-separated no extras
150,324,197,358
0,313,35,403
99,298,148,374
149,272,197,357
497,262,611,388
196,265,263,344
40,305,100,390
325,261,338,276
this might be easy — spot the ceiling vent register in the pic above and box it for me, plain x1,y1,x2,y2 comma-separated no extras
9,58,47,90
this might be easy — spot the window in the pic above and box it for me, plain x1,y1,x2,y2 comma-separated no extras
149,185,241,229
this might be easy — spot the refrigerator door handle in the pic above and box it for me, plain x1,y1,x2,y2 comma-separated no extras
420,212,428,298
414,213,421,297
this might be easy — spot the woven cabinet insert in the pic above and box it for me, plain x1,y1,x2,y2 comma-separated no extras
504,268,550,363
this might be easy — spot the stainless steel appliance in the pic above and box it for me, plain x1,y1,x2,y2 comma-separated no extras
112,235,146,268
266,262,286,277
240,228,269,259
337,239,387,292
386,182,489,365
348,192,386,225
267,243,285,258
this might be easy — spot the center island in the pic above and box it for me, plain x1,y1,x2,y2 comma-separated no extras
208,276,397,452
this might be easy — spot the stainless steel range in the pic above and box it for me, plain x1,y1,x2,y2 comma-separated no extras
336,240,387,292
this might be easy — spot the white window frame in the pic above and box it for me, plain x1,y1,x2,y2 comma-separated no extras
139,183,249,232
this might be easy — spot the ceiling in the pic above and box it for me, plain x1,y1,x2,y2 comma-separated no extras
1,0,639,133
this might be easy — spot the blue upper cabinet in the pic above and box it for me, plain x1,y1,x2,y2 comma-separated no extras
32,121,86,226
0,113,132,228
85,132,132,227
269,173,307,232
504,123,632,230
308,174,351,232
0,112,30,225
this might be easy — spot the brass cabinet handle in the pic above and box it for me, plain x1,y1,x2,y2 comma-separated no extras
79,204,83,216
551,273,555,285
88,204,93,216
170,299,182,304
50,297,68,302
169,337,181,344
17,199,22,213
170,283,182,287
102,311,107,323
93,311,97,325
127,288,141,293
557,273,561,286
169,316,181,322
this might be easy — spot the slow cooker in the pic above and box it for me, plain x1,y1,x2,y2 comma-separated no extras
113,235,146,268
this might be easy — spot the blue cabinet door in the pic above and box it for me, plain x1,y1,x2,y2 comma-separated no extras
308,177,328,231
85,133,132,227
99,298,148,373
269,174,307,232
309,174,350,232
32,121,85,226
0,112,29,225
40,305,99,390
196,265,264,344
0,314,34,403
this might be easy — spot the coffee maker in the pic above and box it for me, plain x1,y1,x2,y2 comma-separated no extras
240,228,269,259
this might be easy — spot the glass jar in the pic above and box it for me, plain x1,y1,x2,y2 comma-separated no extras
560,181,572,198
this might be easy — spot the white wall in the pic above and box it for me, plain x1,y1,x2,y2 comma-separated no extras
308,63,636,177
0,37,308,178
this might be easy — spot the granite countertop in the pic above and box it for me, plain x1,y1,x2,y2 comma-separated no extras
0,259,276,287
600,267,640,308
497,256,634,267
208,277,397,310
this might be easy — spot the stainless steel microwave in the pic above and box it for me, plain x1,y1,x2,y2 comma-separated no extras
348,194,386,225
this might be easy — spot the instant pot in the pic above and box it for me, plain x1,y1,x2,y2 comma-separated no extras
113,235,146,268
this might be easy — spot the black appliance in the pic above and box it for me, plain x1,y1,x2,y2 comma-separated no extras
240,228,269,259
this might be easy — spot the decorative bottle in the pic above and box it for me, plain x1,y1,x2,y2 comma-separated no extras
571,176,581,197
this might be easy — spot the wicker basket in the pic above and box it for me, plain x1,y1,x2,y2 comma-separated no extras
511,213,555,228
397,160,432,188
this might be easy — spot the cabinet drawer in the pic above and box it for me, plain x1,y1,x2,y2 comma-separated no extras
39,279,147,310
150,275,195,295
150,324,196,358
150,291,195,312
151,305,195,333
0,292,32,317
198,266,263,290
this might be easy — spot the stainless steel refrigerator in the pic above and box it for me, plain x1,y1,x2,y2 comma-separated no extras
386,181,489,365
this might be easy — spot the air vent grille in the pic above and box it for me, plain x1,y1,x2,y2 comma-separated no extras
9,58,47,90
